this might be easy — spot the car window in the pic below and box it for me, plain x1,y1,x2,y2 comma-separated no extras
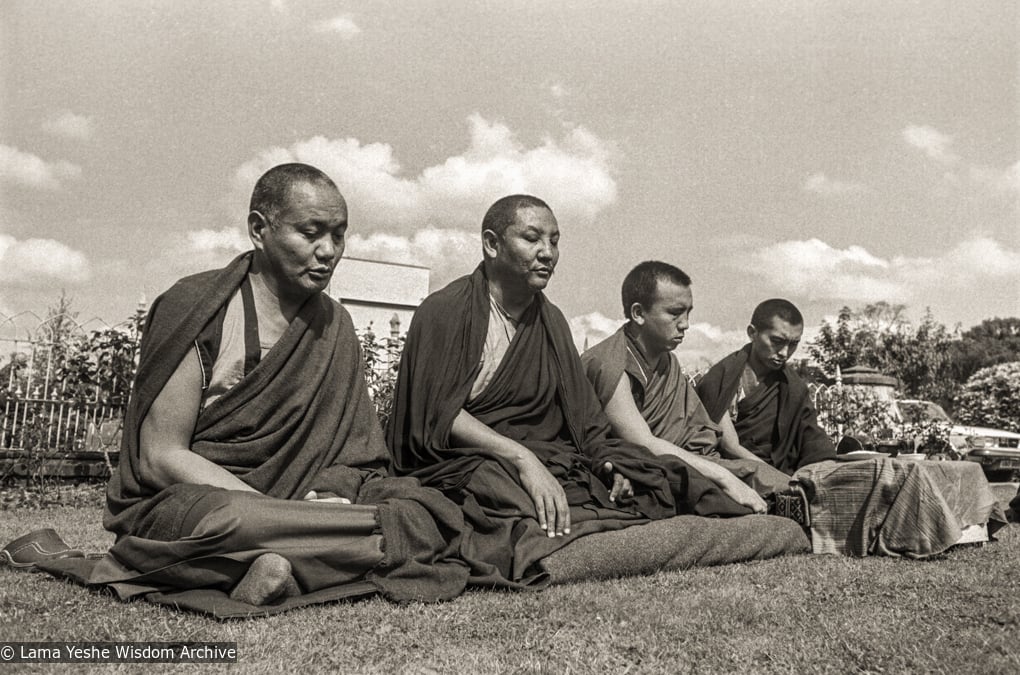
899,401,951,424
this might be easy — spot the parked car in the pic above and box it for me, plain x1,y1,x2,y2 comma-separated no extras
894,399,1020,481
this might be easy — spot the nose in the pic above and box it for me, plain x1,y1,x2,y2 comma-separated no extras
317,237,340,261
677,315,689,331
537,239,554,263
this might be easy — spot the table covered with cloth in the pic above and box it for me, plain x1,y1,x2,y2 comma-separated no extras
791,458,1007,557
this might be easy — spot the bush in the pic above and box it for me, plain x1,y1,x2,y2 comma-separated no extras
358,325,404,429
953,361,1020,433
815,386,899,445
814,385,956,457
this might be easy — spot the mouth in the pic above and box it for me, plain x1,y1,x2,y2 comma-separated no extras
307,267,333,280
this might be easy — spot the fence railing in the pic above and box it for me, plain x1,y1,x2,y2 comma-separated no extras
0,310,140,478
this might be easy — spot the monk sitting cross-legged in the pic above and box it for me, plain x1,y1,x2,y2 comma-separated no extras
696,298,836,474
385,195,808,588
16,163,468,613
581,261,793,512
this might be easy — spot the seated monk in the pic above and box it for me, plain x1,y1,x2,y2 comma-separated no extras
581,262,792,512
696,299,836,474
386,195,765,588
25,164,467,610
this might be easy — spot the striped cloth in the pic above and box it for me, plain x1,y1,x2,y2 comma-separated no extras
793,458,1005,558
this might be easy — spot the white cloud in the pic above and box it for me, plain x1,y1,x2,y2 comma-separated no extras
312,14,362,38
0,145,81,190
41,110,94,141
680,323,749,370
969,160,1020,196
346,227,480,289
232,114,617,234
902,125,959,165
0,235,90,286
749,238,898,302
802,172,865,196
269,0,288,13
187,227,249,254
569,311,624,352
549,83,567,99
744,236,1020,307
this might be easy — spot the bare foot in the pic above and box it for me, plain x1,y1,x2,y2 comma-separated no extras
230,553,300,605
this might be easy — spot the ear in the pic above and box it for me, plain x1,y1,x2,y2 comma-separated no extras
630,302,647,326
481,229,500,260
248,210,269,250
746,324,756,340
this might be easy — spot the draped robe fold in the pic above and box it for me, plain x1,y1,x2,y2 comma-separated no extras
386,265,751,588
696,345,836,474
43,253,469,608
582,328,792,497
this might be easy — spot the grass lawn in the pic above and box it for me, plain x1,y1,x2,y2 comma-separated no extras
1,487,1018,674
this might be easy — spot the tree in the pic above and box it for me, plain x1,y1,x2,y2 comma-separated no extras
946,317,1020,384
807,303,958,409
807,302,910,375
953,362,1020,433
808,304,958,408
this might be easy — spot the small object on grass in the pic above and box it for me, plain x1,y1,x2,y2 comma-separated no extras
0,528,85,569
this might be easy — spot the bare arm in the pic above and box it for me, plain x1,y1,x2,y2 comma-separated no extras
716,410,767,463
138,347,260,493
450,409,571,536
603,375,766,513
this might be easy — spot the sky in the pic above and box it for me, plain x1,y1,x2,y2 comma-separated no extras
1,1,1017,369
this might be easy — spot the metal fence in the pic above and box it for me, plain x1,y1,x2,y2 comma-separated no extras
0,311,139,479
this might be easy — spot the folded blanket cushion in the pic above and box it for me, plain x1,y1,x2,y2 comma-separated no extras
542,514,810,584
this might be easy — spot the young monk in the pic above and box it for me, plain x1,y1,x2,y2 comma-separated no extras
581,262,792,511
696,298,836,474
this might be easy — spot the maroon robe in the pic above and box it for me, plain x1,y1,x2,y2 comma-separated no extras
697,345,835,474
386,265,750,587
583,327,792,497
39,253,469,614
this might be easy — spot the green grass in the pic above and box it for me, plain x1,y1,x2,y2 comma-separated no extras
1,488,1018,674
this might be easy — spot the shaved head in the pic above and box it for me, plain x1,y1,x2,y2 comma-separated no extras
621,261,692,320
750,298,804,330
481,194,552,237
250,163,341,222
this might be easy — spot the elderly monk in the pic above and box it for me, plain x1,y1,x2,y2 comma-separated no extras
47,164,467,609
386,195,754,588
696,299,836,474
582,262,792,512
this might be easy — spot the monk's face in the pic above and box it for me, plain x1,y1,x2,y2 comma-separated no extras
487,206,560,293
747,317,803,372
251,180,348,298
634,279,692,354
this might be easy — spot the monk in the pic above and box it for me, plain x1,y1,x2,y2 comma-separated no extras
581,262,792,511
695,300,1009,557
697,298,836,474
27,164,467,610
386,195,757,588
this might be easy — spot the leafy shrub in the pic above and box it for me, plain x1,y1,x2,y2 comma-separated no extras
815,386,899,445
813,385,956,456
58,326,139,407
358,325,404,430
953,361,1020,433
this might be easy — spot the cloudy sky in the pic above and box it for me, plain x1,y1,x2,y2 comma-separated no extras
1,1,1016,368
